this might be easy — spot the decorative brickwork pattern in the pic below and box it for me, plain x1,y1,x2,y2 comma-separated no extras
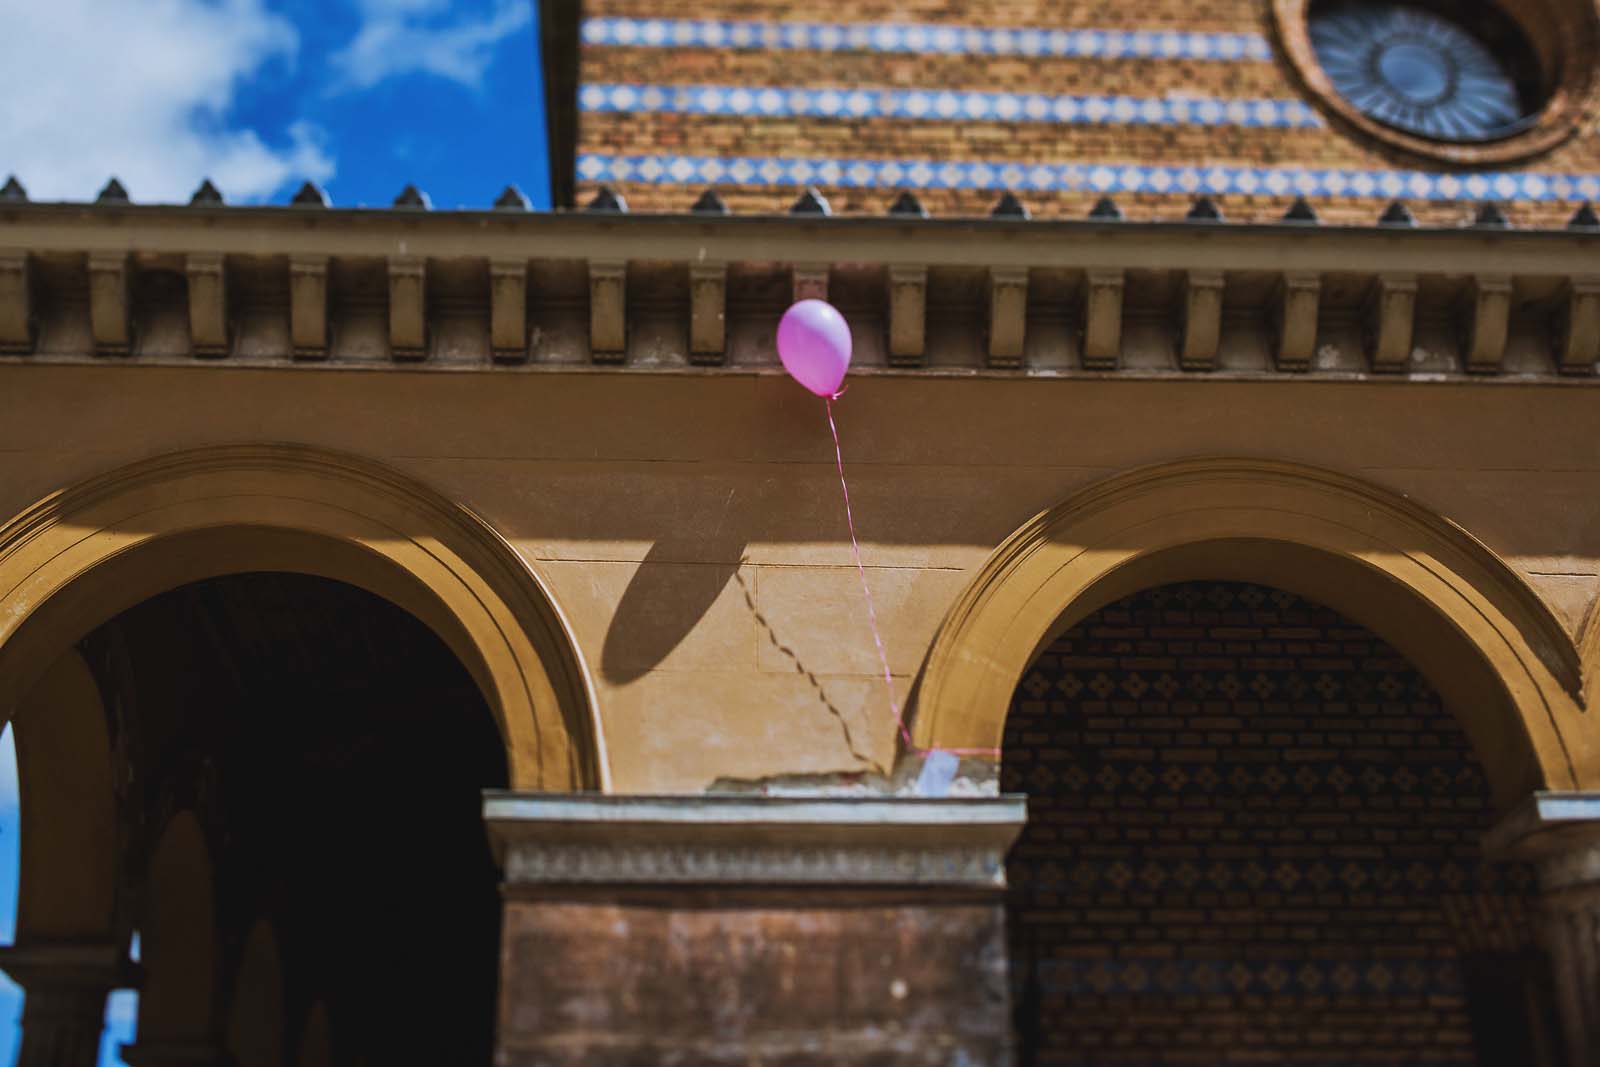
576,1,1600,224
1001,582,1546,1066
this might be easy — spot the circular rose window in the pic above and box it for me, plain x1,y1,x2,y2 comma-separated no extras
1310,4,1534,140
1273,0,1599,164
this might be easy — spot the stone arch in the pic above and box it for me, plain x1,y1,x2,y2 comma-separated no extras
136,811,218,1052
12,649,117,942
296,1002,333,1067
1581,599,1600,714
913,459,1591,806
227,920,285,1067
0,444,604,791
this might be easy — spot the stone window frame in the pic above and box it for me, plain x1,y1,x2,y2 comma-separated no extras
1271,0,1600,165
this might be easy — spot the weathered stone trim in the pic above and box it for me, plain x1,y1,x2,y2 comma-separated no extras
485,794,1026,888
1,206,1596,376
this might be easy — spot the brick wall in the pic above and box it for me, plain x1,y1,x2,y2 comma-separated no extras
574,0,1600,225
1000,581,1552,1066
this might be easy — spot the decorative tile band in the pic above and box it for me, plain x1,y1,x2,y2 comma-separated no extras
581,83,1323,129
581,16,1274,62
577,152,1600,203
486,794,1027,888
503,842,1010,887
1018,856,1530,896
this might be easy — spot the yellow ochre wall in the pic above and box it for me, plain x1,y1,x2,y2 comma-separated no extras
0,362,1594,794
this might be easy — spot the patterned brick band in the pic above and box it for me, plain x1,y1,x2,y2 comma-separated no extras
1004,581,1538,1065
578,152,1600,203
581,83,1324,129
582,17,1274,61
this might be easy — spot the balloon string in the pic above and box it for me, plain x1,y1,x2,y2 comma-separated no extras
824,397,1000,760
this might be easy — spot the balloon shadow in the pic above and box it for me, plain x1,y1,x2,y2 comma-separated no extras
598,538,882,774
599,532,747,685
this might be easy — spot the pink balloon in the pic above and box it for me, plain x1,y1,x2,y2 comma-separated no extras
777,299,852,398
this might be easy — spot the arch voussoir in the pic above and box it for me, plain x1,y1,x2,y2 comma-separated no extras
913,459,1589,807
0,444,603,792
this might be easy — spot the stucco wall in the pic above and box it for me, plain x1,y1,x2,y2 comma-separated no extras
0,363,1594,791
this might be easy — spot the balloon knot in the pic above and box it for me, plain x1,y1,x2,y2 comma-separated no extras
829,385,849,401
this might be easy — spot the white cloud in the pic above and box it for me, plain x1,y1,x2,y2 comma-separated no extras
328,0,532,94
0,0,334,204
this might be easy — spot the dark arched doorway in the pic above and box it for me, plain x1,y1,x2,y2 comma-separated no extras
1003,581,1564,1066
79,572,508,1066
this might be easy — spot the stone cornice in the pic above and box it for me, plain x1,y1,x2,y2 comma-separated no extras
5,201,1600,269
484,793,1028,889
1,204,1597,377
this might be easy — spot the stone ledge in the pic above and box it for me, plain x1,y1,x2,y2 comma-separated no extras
484,793,1027,888
0,940,132,991
1485,790,1600,889
4,206,1598,376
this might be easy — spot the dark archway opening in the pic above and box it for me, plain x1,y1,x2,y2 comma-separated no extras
80,572,507,1066
1002,581,1564,1067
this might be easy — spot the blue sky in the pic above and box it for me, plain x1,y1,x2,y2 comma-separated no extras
0,729,28,1066
0,730,130,1067
0,0,550,209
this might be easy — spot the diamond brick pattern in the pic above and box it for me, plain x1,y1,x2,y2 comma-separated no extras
581,83,1324,129
581,17,1276,61
578,152,1600,204
577,3,1600,224
1003,581,1538,1066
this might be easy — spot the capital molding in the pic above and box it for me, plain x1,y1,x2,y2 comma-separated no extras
1486,791,1600,890
0,940,130,992
485,793,1027,889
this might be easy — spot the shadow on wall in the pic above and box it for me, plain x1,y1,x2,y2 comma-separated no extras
599,528,882,774
599,531,748,685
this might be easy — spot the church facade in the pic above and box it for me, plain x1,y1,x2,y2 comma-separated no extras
3,0,1600,1065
